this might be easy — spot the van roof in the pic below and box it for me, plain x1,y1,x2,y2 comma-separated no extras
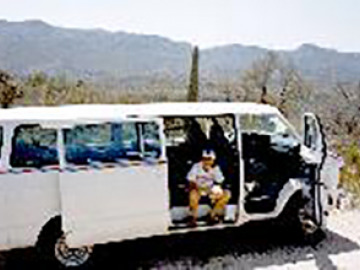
0,102,280,122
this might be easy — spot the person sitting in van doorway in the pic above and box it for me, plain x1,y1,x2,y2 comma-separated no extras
187,149,231,227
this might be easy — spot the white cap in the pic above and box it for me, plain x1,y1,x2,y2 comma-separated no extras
202,149,216,159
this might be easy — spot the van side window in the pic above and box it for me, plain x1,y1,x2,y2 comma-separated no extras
304,117,318,150
10,125,58,168
63,122,163,165
64,122,141,165
164,118,187,146
121,122,140,154
142,122,161,158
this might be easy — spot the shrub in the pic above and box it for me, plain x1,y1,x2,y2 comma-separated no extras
339,141,360,205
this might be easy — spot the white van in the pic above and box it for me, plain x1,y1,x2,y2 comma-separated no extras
0,103,338,267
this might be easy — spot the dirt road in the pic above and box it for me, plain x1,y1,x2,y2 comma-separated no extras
1,210,360,269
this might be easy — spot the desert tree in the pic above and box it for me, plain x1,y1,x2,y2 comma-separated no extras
324,81,360,201
329,81,360,137
23,71,69,105
0,69,23,108
23,72,105,105
239,51,279,102
239,52,312,124
276,64,312,116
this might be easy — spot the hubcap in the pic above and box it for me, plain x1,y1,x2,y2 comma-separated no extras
301,218,318,235
55,235,92,267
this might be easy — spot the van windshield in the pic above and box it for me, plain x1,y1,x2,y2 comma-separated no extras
239,113,293,136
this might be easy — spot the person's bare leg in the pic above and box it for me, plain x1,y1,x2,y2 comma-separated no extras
210,190,231,220
189,188,200,225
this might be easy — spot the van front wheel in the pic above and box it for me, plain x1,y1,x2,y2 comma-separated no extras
277,193,325,244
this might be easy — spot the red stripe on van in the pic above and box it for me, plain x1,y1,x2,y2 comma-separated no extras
103,164,116,168
76,166,89,171
46,165,61,171
41,165,62,172
22,168,35,173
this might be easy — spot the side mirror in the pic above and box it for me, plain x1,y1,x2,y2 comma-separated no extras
302,113,326,162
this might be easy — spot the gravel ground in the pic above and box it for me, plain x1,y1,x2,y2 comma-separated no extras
1,210,360,269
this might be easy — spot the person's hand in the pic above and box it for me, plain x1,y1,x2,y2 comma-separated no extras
210,185,223,200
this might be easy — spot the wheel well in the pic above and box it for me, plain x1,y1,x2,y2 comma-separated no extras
280,191,304,217
36,215,62,249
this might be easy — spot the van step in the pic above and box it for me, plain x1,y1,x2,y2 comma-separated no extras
169,220,235,231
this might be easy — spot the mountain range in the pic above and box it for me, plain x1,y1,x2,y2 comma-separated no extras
1,20,360,89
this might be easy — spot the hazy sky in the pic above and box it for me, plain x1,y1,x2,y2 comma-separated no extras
1,0,359,51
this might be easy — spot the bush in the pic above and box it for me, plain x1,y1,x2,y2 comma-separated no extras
339,141,360,205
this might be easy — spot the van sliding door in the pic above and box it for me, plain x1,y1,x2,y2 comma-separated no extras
58,119,169,248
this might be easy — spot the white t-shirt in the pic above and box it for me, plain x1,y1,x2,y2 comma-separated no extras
187,162,225,194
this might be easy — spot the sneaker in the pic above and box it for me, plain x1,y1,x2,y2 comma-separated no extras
187,217,197,228
206,215,220,226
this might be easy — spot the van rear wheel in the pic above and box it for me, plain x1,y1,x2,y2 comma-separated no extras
36,216,92,268
54,234,92,268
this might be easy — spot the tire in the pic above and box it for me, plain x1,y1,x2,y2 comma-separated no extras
276,192,326,245
36,216,93,268
275,192,303,233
